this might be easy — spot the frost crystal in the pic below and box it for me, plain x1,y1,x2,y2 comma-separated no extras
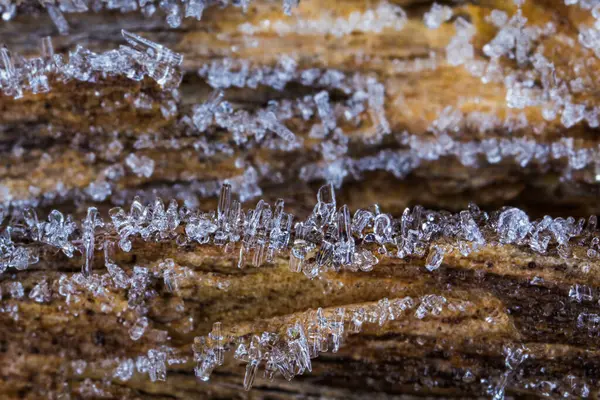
7,281,24,299
121,30,183,88
496,208,531,244
42,210,77,257
147,349,167,381
483,10,535,66
425,245,445,271
569,284,594,303
82,207,103,277
192,91,224,132
85,181,112,202
129,316,149,341
114,359,135,382
415,295,447,319
314,91,336,133
45,3,70,35
424,3,452,29
185,0,205,20
29,279,52,303
125,154,155,178
446,18,475,66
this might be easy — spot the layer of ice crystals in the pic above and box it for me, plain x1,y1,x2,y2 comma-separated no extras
0,183,598,392
193,298,415,389
0,30,183,99
239,2,407,37
467,6,600,131
301,128,600,192
197,57,390,148
1,180,597,285
192,293,476,389
6,0,299,33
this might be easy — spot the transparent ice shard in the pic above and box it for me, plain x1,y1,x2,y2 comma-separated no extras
125,153,155,178
82,207,103,277
446,17,475,66
193,91,224,132
425,245,444,272
496,207,531,244
113,359,135,381
314,91,336,133
121,29,184,87
367,81,390,138
0,46,23,99
45,3,70,35
259,110,297,142
29,279,52,303
129,316,149,340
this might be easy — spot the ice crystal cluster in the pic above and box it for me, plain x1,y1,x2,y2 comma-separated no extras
0,0,300,34
0,30,183,99
1,0,600,398
1,181,597,281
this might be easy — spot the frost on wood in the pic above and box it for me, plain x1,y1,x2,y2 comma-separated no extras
0,30,183,98
2,0,301,32
2,0,600,399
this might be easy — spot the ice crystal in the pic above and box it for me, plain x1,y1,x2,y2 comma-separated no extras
569,284,594,302
125,153,155,178
415,294,447,319
424,3,452,29
7,281,24,299
496,207,531,244
113,359,135,381
29,279,52,303
483,10,535,66
82,207,104,277
446,18,475,66
129,316,149,340
425,245,445,271
0,227,39,273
